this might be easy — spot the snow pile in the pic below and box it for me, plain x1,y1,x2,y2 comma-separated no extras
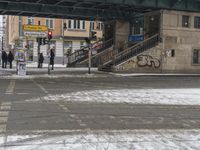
1,129,200,150
27,88,200,105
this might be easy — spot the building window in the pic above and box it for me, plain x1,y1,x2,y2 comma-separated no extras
194,16,200,29
77,20,80,29
68,20,85,30
90,22,95,30
182,15,189,28
46,19,54,29
68,20,72,29
96,22,103,30
193,49,200,64
27,17,34,25
73,20,77,29
82,21,85,29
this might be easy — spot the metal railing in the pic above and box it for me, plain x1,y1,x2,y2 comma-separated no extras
68,38,114,67
114,34,159,65
98,34,159,69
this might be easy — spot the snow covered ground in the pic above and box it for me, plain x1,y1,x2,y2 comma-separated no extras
27,88,200,105
1,129,200,150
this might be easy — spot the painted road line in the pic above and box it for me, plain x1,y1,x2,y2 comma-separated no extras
0,102,12,148
0,103,12,111
5,80,15,94
31,79,48,94
0,102,11,133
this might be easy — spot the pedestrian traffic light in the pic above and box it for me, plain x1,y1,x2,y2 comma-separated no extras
48,31,52,40
91,31,97,39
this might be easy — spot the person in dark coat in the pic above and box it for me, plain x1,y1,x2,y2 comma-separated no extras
50,49,55,70
8,51,14,69
38,53,44,68
1,51,7,68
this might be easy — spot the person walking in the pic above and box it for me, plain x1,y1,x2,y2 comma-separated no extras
38,53,44,68
8,51,14,69
50,49,55,70
2,51,7,68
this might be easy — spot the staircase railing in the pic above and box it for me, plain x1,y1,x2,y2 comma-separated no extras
114,34,159,65
67,47,89,66
79,38,114,64
98,34,159,67
68,38,114,66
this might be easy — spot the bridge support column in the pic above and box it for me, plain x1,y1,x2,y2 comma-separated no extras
114,20,130,52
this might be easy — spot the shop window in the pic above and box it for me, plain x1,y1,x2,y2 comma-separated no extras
182,15,189,28
193,49,200,64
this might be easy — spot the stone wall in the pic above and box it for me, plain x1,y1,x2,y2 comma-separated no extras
114,45,162,73
161,10,200,73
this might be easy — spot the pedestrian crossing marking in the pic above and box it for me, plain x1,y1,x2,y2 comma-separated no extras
5,80,15,94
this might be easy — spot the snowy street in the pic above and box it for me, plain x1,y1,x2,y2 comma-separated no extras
0,75,200,149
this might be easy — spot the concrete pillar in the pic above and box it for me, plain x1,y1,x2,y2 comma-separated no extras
114,20,130,50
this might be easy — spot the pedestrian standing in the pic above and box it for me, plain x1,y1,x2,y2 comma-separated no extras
38,53,44,68
8,51,14,69
50,49,55,70
2,51,7,68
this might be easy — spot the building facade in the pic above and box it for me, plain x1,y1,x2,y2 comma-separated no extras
112,10,200,73
6,16,103,64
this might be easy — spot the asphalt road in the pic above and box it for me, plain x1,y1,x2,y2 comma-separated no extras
0,75,200,135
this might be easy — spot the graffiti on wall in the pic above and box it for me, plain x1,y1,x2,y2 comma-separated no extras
137,55,160,68
115,58,137,71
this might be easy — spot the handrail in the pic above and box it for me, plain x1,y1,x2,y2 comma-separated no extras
117,34,159,57
114,34,159,65
68,38,113,65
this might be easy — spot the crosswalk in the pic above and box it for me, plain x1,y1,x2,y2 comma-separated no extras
5,80,15,95
0,102,11,133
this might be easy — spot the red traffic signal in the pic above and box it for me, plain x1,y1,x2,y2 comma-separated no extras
48,31,52,40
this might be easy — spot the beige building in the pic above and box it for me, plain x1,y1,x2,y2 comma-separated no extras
110,10,200,73
6,16,103,64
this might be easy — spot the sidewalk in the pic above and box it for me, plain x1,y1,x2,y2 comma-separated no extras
1,62,200,78
0,62,109,79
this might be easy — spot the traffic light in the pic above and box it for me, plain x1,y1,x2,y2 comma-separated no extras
48,31,52,40
91,31,97,39
36,37,42,45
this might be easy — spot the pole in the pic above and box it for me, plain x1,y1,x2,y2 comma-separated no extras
37,40,40,68
0,36,3,65
88,21,92,74
88,44,91,74
48,40,50,75
62,19,65,65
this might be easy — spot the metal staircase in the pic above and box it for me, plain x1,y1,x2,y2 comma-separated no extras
67,39,113,67
98,34,160,72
